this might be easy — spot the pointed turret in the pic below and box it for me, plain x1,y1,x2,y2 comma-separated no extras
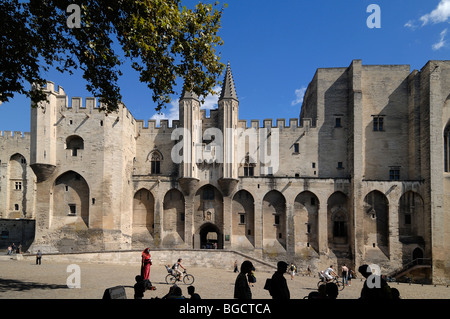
218,61,239,181
219,62,238,101
180,86,199,101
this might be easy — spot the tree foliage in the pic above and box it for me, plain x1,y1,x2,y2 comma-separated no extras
0,0,226,112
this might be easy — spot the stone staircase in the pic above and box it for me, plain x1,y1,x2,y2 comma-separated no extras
387,258,432,279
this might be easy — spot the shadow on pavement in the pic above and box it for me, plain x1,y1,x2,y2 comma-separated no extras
0,278,68,293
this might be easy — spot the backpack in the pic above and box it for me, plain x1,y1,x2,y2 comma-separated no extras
264,278,272,291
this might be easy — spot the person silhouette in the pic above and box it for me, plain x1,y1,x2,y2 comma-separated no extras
268,261,290,299
234,260,253,299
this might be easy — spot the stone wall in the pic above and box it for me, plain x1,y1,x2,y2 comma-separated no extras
20,249,277,273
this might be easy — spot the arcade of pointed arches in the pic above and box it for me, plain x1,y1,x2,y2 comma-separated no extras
41,169,428,266
130,184,427,263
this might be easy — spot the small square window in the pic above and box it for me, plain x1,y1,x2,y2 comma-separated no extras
274,215,280,225
335,117,342,127
68,204,76,216
389,168,400,180
293,143,299,153
373,116,384,131
337,162,344,169
239,214,245,224
244,166,254,177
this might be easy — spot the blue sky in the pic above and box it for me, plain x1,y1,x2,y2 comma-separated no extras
1,0,450,133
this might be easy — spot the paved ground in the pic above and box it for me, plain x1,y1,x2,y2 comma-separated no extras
0,257,449,299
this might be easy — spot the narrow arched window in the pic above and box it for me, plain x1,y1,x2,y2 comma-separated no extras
66,135,84,157
445,126,450,172
243,155,255,177
150,151,162,174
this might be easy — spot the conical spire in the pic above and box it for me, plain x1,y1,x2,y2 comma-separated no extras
219,62,238,101
180,85,199,101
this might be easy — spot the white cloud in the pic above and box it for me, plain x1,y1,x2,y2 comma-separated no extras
420,0,450,26
151,99,179,126
291,87,306,106
404,20,417,30
405,1,450,51
200,85,221,110
432,28,448,50
150,85,222,126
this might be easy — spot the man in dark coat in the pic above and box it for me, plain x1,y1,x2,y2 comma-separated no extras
234,260,254,299
269,261,290,299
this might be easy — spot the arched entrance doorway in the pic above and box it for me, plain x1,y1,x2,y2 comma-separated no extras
412,247,424,263
53,170,89,228
132,188,155,247
198,222,223,249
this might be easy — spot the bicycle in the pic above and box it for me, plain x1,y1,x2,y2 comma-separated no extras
317,274,345,291
165,266,195,285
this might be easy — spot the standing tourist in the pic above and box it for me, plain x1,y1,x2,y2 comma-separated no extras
141,248,152,280
233,260,239,273
36,250,42,265
341,264,349,286
234,260,253,299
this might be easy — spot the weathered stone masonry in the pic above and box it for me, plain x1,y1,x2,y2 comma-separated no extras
0,60,449,284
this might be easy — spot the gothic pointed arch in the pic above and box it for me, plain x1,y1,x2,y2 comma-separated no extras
363,190,389,256
162,188,185,247
262,190,286,251
148,149,163,174
232,189,255,249
398,191,428,263
52,170,89,228
294,191,319,253
327,191,350,253
199,222,222,249
132,188,155,246
8,153,28,218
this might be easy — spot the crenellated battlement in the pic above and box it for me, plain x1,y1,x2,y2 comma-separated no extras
41,81,317,135
0,131,31,139
237,118,317,130
134,116,318,133
43,80,123,114
135,119,181,134
41,81,139,127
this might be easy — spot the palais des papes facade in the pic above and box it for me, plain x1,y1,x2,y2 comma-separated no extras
1,60,449,284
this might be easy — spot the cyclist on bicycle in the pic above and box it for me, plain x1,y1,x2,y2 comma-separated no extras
172,258,186,281
323,265,338,282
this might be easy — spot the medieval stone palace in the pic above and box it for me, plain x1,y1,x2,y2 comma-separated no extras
1,60,449,284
